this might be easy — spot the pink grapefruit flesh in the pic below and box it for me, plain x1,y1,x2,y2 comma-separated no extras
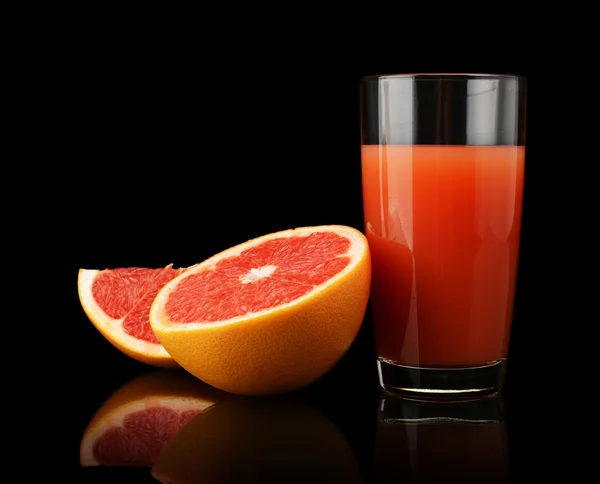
165,232,351,323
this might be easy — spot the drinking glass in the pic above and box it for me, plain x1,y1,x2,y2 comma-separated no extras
359,73,526,397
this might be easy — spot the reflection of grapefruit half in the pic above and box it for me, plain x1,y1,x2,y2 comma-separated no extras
151,395,364,483
80,370,225,468
78,265,185,367
149,225,371,396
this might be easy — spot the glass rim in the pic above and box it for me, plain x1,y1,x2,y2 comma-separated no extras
360,73,525,82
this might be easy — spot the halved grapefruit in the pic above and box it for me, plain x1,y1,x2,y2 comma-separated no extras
149,225,371,396
80,369,225,468
78,265,185,367
151,395,364,483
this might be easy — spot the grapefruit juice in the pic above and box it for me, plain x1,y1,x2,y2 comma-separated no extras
361,145,525,368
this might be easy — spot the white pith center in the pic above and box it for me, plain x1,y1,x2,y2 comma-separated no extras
240,265,277,284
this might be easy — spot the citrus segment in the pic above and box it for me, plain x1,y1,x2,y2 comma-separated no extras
78,265,185,367
149,225,371,396
80,370,225,468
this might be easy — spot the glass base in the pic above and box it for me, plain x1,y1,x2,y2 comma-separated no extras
377,358,506,400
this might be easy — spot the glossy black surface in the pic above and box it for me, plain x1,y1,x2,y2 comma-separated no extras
58,31,583,482
71,308,573,483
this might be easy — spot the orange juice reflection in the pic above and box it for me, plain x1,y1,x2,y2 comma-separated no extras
362,145,525,366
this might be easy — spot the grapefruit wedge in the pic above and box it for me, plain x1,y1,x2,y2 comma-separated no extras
149,225,371,396
80,370,225,468
78,265,185,367
151,395,364,483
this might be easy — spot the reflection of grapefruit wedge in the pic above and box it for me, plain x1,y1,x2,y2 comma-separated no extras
80,370,225,468
151,395,364,483
149,225,371,396
78,265,186,367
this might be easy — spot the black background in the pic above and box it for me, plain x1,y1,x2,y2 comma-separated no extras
57,14,587,483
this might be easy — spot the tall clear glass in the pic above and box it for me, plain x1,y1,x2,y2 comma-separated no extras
359,73,526,398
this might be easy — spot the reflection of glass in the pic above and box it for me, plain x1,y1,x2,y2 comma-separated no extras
151,395,364,483
79,370,225,468
373,392,510,483
360,74,526,397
